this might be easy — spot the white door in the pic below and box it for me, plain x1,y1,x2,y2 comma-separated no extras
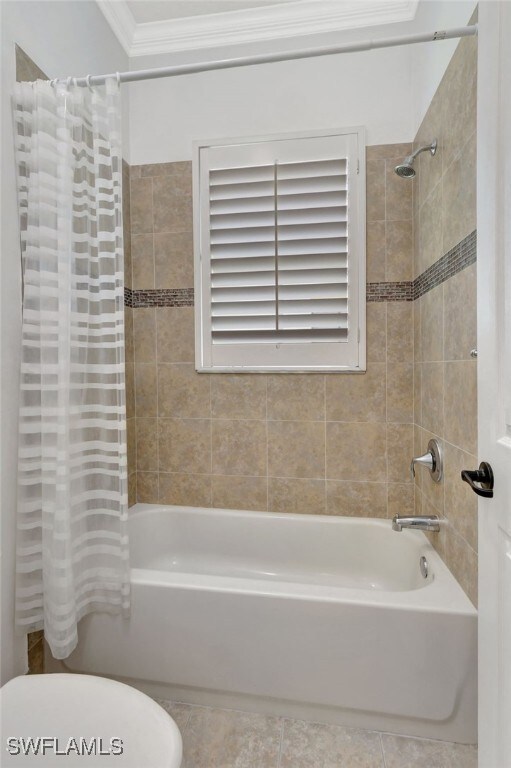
477,3,511,766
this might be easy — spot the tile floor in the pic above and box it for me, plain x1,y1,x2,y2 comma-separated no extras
154,699,478,768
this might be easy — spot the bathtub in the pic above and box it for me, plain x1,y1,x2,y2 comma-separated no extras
65,504,477,743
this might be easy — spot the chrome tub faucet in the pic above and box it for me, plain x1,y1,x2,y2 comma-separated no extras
392,514,440,532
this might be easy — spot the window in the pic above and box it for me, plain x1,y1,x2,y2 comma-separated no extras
193,128,366,372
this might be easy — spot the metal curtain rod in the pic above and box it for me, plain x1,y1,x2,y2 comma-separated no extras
60,25,477,87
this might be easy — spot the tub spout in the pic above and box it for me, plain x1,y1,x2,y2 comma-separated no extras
392,514,440,532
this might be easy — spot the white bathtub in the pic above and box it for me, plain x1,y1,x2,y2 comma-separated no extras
65,504,477,743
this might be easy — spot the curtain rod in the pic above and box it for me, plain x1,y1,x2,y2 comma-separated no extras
58,25,477,87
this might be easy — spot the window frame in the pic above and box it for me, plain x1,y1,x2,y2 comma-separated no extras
192,126,366,373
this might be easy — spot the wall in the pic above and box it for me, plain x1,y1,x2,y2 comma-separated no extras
127,2,476,165
412,18,478,605
0,0,128,684
125,144,416,517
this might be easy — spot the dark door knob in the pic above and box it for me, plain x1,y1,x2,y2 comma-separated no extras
461,462,494,498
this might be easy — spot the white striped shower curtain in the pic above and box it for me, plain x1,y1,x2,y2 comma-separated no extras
13,77,130,660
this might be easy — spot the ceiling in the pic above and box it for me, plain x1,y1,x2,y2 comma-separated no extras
127,1,297,24
97,0,420,57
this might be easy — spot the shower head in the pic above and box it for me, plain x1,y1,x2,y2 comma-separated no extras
394,139,437,179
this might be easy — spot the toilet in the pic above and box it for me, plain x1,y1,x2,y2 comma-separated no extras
0,673,182,767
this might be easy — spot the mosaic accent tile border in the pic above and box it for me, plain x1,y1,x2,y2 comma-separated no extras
413,229,476,300
366,282,413,302
125,231,476,309
125,287,194,307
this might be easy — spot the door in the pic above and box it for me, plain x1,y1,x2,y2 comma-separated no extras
477,3,511,766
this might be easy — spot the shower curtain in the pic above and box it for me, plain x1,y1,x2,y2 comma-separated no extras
13,77,130,660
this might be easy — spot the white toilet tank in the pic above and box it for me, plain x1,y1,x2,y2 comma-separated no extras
0,673,182,767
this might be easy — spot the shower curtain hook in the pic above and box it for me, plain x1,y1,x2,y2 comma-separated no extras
86,75,93,92
66,76,73,88
116,71,121,86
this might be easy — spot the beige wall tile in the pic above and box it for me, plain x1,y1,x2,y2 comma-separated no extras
139,160,192,182
413,362,421,425
211,375,267,420
444,361,477,454
366,158,385,222
127,417,136,476
136,418,158,472
418,182,442,274
421,284,443,362
387,423,414,484
413,298,421,363
458,129,477,241
212,419,266,477
367,143,412,161
158,419,211,475
268,375,324,421
441,155,463,255
153,176,192,233
157,307,195,363
125,307,134,363
269,477,325,515
326,422,386,481
133,308,156,363
154,232,194,288
128,472,137,508
386,220,412,281
366,303,387,363
326,364,386,423
387,303,413,363
212,475,268,511
132,234,154,289
159,418,211,474
159,472,211,507
445,523,478,606
441,35,477,171
125,362,135,420
387,483,414,517
443,263,477,361
158,364,210,419
134,363,157,416
366,221,386,282
268,421,325,479
413,425,424,491
421,362,444,436
444,442,478,551
416,93,443,207
130,178,153,234
387,363,413,423
326,480,387,517
137,471,159,503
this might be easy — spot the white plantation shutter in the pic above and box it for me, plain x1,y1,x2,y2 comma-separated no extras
195,130,365,371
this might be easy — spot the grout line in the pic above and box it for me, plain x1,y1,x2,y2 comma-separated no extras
379,732,388,768
155,306,160,502
276,719,285,768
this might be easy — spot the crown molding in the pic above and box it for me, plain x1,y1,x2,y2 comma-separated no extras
96,0,136,55
97,0,419,58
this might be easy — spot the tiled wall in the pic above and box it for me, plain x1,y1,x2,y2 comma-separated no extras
412,19,478,605
125,146,416,517
124,22,478,606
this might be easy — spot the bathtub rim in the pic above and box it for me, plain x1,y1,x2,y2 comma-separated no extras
128,502,477,616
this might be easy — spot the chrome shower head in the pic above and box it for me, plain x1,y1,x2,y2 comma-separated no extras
395,161,416,179
394,139,437,179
